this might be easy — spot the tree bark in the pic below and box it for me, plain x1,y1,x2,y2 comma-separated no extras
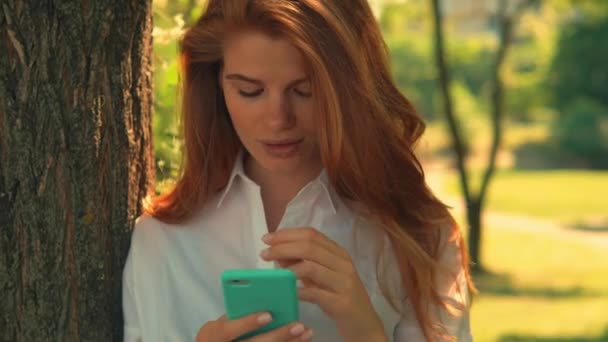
0,1,154,341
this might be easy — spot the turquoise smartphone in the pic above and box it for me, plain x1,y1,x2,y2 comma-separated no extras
221,269,299,340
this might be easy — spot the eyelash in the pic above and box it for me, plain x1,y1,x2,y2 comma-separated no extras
238,89,312,98
294,89,313,98
238,90,263,98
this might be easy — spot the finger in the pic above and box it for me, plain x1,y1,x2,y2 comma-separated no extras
264,227,350,260
273,260,314,288
297,286,342,317
279,261,315,287
219,312,273,341
296,328,314,342
261,241,351,273
264,227,348,259
286,328,314,342
277,259,300,268
288,260,345,292
243,322,309,342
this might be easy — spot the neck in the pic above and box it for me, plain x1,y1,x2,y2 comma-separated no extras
244,153,323,231
245,154,322,203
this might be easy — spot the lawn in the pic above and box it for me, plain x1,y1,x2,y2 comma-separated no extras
442,170,608,227
470,225,608,341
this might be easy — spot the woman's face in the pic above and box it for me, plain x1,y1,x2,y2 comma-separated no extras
220,29,322,177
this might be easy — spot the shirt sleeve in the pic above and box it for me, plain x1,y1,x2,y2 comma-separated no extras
122,240,143,342
394,226,473,342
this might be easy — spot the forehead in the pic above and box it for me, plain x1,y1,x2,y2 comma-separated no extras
222,29,309,78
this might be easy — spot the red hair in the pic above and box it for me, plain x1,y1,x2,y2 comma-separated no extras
144,0,475,340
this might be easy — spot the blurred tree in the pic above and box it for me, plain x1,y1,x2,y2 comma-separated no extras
551,98,608,169
0,1,154,341
548,4,608,109
546,1,608,168
430,0,536,272
380,1,440,120
379,1,495,159
502,2,560,122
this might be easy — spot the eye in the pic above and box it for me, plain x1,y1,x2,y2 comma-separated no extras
238,89,263,98
293,88,312,98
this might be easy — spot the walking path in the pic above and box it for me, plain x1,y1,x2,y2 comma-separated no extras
424,166,608,250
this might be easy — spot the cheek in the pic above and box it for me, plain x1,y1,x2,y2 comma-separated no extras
224,95,257,138
293,101,316,133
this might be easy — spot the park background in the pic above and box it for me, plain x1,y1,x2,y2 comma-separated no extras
2,0,603,340
150,0,607,341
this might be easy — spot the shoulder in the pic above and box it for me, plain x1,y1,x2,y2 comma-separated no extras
128,205,217,256
123,215,169,288
435,218,466,272
132,214,169,243
127,214,177,262
433,218,472,310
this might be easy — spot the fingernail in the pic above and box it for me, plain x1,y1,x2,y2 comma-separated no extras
262,233,272,243
290,323,305,336
260,248,270,258
257,312,272,324
300,329,314,341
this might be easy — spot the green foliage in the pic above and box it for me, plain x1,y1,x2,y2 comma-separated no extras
542,6,608,168
547,12,608,109
384,34,439,120
153,35,181,177
380,2,496,123
153,2,198,190
503,4,560,122
447,37,494,101
380,2,438,120
550,98,608,168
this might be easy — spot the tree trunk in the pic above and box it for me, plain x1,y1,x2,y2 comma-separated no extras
430,0,534,274
0,1,154,341
429,0,472,208
466,198,483,272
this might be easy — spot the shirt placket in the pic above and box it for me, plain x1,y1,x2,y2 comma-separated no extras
243,180,275,269
280,182,332,232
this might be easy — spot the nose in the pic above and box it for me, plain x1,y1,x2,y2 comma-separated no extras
265,92,295,130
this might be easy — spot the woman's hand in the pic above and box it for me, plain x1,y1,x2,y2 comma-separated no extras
195,312,313,342
261,228,388,342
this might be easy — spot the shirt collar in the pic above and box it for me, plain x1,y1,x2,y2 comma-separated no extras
216,149,337,214
216,149,248,209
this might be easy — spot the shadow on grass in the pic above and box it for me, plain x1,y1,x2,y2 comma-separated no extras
472,269,599,299
571,221,608,233
498,326,608,341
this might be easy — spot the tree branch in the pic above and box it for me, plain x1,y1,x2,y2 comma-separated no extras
478,0,536,206
430,0,471,204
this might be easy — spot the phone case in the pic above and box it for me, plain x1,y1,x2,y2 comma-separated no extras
221,268,299,340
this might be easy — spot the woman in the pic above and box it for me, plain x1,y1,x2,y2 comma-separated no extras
122,0,475,341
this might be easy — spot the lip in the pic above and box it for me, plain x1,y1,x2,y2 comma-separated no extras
261,138,304,145
260,138,304,159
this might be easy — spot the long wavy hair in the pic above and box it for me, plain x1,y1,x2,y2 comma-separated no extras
144,0,475,340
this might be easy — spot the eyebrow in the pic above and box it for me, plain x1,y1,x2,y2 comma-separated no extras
224,74,309,87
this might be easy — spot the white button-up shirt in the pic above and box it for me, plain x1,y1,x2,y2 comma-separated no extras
122,151,472,341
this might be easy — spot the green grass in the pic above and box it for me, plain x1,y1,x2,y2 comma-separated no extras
443,170,608,225
470,226,608,341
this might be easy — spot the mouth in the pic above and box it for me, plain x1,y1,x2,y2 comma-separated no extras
260,138,304,158
261,138,304,146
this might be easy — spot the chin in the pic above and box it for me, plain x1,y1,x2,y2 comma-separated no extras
245,141,321,176
258,153,304,174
